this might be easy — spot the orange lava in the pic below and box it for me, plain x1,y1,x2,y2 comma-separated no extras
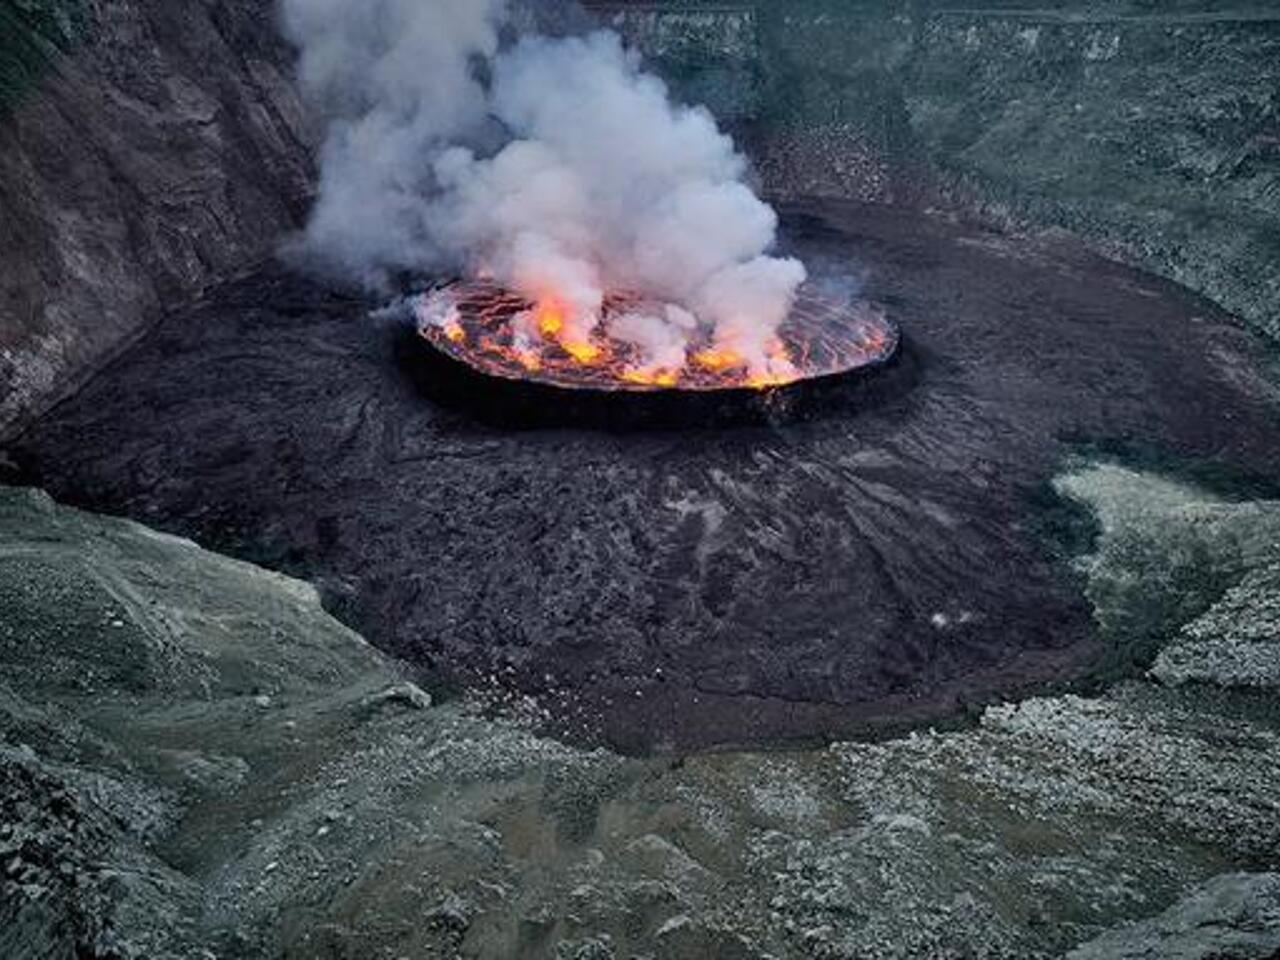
535,300,565,338
416,280,897,393
443,318,466,343
621,368,680,387
691,348,745,372
563,340,602,364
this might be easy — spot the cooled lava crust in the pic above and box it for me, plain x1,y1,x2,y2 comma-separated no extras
404,283,905,429
13,201,1280,754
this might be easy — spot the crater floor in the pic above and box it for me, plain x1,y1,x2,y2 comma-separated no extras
14,201,1280,752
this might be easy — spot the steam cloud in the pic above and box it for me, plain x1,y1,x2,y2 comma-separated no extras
281,0,806,377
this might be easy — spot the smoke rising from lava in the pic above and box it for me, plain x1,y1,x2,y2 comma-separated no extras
281,0,806,378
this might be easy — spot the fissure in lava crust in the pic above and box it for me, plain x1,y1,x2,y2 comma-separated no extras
413,280,900,393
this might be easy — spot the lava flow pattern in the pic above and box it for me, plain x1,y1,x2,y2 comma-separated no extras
414,281,899,392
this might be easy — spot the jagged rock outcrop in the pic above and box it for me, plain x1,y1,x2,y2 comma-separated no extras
0,0,312,435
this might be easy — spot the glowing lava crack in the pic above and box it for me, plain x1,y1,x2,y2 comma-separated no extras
414,280,899,394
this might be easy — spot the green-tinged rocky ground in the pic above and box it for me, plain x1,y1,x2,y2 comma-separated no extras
2,460,1279,958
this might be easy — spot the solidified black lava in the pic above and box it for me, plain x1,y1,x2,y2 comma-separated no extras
12,201,1280,753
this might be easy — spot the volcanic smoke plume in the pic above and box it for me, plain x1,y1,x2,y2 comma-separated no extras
281,0,807,381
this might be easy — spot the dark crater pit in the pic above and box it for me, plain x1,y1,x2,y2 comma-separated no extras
12,201,1280,754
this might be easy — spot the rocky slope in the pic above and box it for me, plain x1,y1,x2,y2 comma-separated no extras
2,463,1279,958
0,0,312,435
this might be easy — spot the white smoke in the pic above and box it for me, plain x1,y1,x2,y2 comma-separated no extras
281,0,805,377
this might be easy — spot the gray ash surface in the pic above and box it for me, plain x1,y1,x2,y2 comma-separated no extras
13,202,1280,753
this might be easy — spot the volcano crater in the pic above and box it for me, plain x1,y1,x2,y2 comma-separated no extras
13,201,1280,753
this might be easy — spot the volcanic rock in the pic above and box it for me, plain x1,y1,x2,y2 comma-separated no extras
1066,873,1280,960
361,681,433,714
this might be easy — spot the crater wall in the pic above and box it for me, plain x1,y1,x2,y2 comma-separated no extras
595,0,1280,345
0,0,313,436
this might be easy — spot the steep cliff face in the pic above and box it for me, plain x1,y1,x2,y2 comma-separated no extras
599,1,1280,345
0,0,312,436
909,7,1280,344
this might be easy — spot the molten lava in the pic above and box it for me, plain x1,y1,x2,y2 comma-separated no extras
415,280,898,393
